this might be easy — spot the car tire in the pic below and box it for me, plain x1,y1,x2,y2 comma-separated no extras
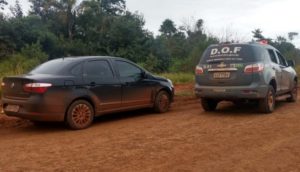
287,80,298,102
66,100,94,130
259,86,275,113
154,91,171,113
201,98,218,111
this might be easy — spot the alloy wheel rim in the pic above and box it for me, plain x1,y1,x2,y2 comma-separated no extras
71,104,92,127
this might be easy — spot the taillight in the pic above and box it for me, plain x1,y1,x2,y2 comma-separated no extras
195,66,204,75
1,81,5,88
23,83,52,93
244,63,264,74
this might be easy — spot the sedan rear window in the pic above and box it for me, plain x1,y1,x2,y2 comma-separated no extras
84,60,114,79
30,59,72,75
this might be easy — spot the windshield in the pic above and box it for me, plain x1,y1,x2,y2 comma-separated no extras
29,58,72,75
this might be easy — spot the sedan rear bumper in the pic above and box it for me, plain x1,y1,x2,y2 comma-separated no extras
4,111,64,121
2,97,65,122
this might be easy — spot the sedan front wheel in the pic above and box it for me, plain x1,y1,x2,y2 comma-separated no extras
154,91,171,113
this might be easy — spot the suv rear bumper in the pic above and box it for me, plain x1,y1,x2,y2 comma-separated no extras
195,83,269,99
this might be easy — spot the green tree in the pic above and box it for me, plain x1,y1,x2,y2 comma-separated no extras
0,0,298,76
288,32,298,41
57,0,77,40
270,34,300,64
29,0,60,20
0,0,7,10
276,36,287,43
10,0,23,18
100,0,126,15
159,19,177,37
252,29,264,40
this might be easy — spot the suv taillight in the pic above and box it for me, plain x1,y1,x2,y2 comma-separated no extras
23,83,52,93
244,63,264,74
195,66,204,75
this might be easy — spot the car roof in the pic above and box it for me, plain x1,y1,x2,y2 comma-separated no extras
62,56,124,60
56,56,129,63
209,42,277,50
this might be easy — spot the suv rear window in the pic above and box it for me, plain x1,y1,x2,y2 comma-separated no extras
200,45,257,64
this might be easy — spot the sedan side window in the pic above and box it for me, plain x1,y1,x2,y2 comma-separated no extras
268,49,278,64
116,61,142,81
84,60,114,81
276,52,288,67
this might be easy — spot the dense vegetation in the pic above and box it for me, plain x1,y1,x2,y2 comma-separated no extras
0,0,300,85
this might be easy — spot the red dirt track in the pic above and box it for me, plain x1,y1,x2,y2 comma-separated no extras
0,84,299,171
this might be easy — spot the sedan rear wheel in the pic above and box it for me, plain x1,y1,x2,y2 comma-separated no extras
66,100,94,130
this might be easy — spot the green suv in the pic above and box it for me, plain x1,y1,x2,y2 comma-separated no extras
195,41,298,113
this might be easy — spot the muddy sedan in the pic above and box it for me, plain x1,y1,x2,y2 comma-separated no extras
1,56,174,129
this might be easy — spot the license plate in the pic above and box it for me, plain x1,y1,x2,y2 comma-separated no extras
5,105,20,112
213,88,226,92
213,72,230,79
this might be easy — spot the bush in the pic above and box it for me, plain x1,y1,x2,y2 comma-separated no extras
295,65,300,74
0,43,48,95
138,54,160,72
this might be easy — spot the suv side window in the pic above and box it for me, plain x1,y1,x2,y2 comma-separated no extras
276,52,287,67
268,49,278,64
71,63,83,76
116,61,142,81
84,60,114,81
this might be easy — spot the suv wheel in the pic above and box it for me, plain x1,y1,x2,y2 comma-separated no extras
66,100,94,130
259,86,275,113
154,91,171,113
201,98,218,111
287,80,298,102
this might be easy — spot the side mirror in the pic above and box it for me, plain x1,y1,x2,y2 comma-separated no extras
141,71,147,78
287,60,295,67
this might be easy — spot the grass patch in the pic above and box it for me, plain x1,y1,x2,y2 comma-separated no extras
175,90,194,97
296,66,300,76
157,73,194,84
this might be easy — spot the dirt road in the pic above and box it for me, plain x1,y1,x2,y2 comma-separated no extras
0,84,299,172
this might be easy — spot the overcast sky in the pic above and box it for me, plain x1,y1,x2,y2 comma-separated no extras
5,0,300,47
